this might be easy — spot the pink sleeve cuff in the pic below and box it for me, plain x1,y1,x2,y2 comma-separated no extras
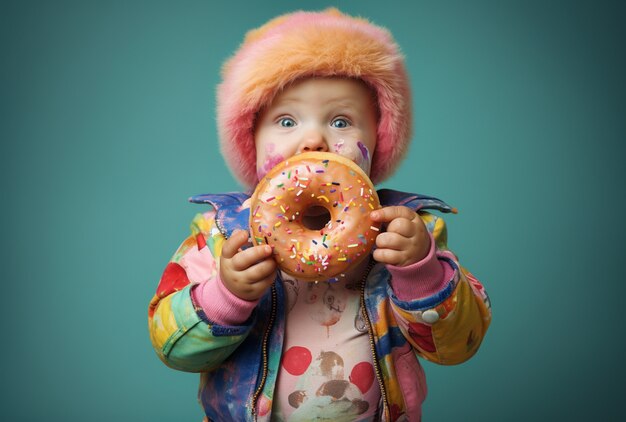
191,275,260,326
387,233,455,301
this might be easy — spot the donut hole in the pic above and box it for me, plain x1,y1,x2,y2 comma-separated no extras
302,205,331,231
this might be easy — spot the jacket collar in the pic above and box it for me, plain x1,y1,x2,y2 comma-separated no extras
189,189,455,239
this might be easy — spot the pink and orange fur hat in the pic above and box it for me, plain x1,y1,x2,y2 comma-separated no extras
217,8,412,188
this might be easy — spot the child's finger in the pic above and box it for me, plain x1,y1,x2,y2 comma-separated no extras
370,206,417,223
386,217,417,237
376,231,409,251
221,229,250,259
230,244,273,271
372,247,403,266
241,257,277,283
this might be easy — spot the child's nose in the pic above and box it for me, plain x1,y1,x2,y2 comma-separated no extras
298,130,329,153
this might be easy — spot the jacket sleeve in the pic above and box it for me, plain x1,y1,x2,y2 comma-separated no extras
148,212,253,373
387,212,492,365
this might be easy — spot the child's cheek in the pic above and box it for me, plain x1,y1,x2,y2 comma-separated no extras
356,141,372,174
257,144,285,180
333,140,372,175
332,140,345,153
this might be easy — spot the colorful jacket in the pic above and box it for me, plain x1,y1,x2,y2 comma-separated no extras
148,189,491,421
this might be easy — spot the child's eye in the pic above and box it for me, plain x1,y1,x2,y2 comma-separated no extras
278,117,296,128
331,118,350,128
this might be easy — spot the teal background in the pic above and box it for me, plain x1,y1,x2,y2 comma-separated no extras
2,0,624,420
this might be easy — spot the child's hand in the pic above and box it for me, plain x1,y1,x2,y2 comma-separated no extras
370,206,430,267
220,229,277,301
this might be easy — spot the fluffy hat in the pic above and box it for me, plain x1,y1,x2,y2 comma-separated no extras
217,8,412,188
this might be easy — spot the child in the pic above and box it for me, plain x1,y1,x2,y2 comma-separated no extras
149,9,491,421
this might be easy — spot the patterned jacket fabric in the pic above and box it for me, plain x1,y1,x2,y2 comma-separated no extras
148,189,491,421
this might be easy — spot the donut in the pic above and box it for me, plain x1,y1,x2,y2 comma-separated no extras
250,151,382,281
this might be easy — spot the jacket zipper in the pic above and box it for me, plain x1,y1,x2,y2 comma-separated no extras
250,284,277,420
360,259,390,421
216,214,276,420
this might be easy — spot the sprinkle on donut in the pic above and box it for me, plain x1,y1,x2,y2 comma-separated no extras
250,152,382,281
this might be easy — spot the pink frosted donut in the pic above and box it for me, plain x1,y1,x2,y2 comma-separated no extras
250,152,382,281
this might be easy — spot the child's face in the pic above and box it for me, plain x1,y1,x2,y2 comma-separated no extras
254,78,378,181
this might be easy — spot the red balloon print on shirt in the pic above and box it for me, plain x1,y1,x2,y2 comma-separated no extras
282,346,312,376
349,361,375,393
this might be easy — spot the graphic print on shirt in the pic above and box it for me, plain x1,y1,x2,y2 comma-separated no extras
282,277,299,313
284,349,373,421
354,307,368,333
275,276,381,421
306,282,348,332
